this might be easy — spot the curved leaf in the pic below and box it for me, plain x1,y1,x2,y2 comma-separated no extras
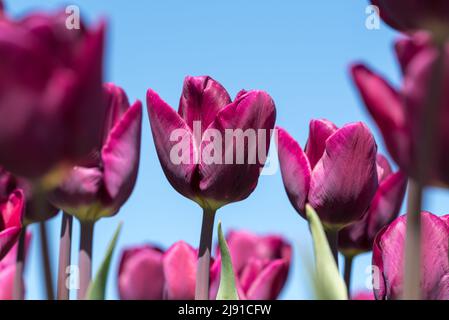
216,221,239,300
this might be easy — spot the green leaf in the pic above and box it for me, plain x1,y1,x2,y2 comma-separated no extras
86,222,123,300
306,204,348,300
216,221,239,300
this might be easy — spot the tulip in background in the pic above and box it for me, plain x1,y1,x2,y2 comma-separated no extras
50,83,142,299
277,119,378,264
210,231,291,300
371,0,449,34
0,10,107,181
338,155,407,292
0,187,24,260
147,76,276,299
373,211,449,300
0,232,31,300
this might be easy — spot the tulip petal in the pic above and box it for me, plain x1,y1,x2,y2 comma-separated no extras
178,76,231,134
304,119,338,169
162,241,197,300
394,33,431,74
376,154,393,182
245,259,289,300
351,64,410,168
277,127,311,217
118,246,164,300
198,91,276,208
309,123,378,227
147,89,198,201
102,101,142,205
102,83,131,143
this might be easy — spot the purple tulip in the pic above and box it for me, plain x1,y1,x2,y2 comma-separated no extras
338,155,407,256
0,167,58,224
146,76,276,210
50,84,142,222
0,187,24,260
373,211,449,300
0,11,107,179
118,241,199,300
209,230,291,300
0,232,31,300
371,0,449,32
351,34,449,187
277,120,378,229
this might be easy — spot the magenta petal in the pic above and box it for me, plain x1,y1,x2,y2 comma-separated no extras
147,89,198,201
118,246,164,300
225,230,259,274
351,64,410,169
0,190,24,260
394,33,431,74
304,119,338,169
102,83,131,142
102,101,142,206
308,122,378,227
277,127,311,217
198,90,276,208
376,154,393,182
162,241,197,300
178,76,231,134
245,259,289,300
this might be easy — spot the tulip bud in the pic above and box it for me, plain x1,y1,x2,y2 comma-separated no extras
277,120,379,229
209,231,291,300
351,34,449,187
373,211,449,300
146,76,276,211
338,155,407,256
0,11,107,180
371,0,449,34
49,84,142,222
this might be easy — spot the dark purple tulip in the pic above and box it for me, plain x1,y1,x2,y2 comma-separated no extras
146,76,276,210
351,34,449,187
50,84,142,222
339,155,407,256
371,0,449,32
0,167,58,224
118,241,198,300
0,11,107,179
373,211,449,300
277,120,378,229
209,230,291,300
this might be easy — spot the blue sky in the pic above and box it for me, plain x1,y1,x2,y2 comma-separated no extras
6,0,449,300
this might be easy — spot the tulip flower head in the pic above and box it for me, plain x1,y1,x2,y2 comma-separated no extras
371,0,449,34
118,241,199,300
373,211,449,300
277,120,378,230
351,34,449,187
50,84,142,222
0,11,107,180
147,76,276,211
210,230,291,300
338,155,407,256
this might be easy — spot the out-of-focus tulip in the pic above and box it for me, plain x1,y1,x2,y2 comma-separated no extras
50,84,142,222
373,211,449,300
339,155,407,256
118,241,199,300
146,76,276,211
0,11,107,179
371,0,449,33
352,291,375,300
0,187,24,260
277,120,378,229
210,230,291,300
0,232,31,300
351,34,449,187
0,167,58,224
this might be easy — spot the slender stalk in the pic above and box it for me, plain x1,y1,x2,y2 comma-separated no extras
57,213,73,300
13,226,27,300
325,229,339,268
344,255,353,297
195,208,216,300
78,221,94,300
404,41,445,300
39,221,54,300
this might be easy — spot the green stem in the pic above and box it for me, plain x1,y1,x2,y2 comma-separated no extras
39,221,54,300
195,208,216,300
13,226,27,300
78,221,94,300
57,213,73,300
344,255,353,297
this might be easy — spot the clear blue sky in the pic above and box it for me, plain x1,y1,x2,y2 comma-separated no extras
6,0,448,300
